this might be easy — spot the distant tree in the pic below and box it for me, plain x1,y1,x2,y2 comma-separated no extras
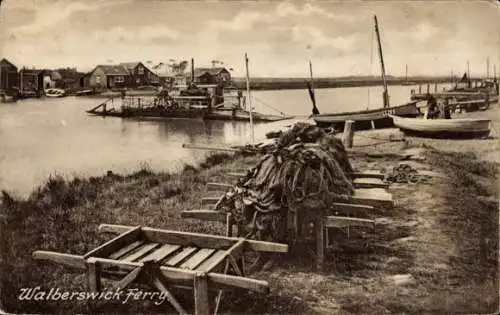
168,60,188,74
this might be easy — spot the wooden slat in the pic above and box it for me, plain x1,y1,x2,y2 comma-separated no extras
80,256,270,293
351,188,393,208
109,240,145,260
351,170,385,180
99,224,289,253
354,178,389,189
181,210,226,222
324,216,375,229
207,182,233,191
196,250,227,272
207,272,269,294
139,244,181,263
180,249,216,270
32,251,86,269
331,202,375,215
201,197,220,205
121,243,160,262
85,225,141,259
333,189,393,208
164,247,198,267
227,238,246,260
227,172,245,177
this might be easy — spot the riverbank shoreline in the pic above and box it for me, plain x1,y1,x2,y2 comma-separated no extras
1,123,498,314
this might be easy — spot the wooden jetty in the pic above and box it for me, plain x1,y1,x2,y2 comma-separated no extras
33,224,288,315
86,93,292,123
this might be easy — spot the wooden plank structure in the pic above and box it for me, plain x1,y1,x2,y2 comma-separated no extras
185,169,394,271
32,224,288,315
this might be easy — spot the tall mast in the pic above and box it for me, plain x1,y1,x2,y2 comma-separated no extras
486,57,490,79
245,53,254,145
405,64,408,82
374,15,389,108
309,60,314,90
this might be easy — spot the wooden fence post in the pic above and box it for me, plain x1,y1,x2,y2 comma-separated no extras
343,120,355,148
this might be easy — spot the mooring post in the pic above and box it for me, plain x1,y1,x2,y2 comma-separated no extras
418,85,421,94
343,120,355,148
434,82,437,92
426,83,430,93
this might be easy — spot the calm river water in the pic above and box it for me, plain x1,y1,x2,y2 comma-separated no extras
0,84,449,196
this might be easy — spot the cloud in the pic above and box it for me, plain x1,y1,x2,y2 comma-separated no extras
276,2,356,22
93,25,180,43
207,10,274,32
291,25,357,51
8,0,133,36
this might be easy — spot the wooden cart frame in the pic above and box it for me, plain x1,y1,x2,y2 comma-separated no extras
183,169,393,270
33,224,288,315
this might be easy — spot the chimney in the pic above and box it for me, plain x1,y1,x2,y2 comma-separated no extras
191,58,194,83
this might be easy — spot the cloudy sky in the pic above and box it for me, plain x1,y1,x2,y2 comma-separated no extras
0,0,499,77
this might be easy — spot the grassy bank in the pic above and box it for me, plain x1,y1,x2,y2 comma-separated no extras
0,144,498,314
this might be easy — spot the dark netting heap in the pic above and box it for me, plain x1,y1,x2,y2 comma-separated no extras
217,123,355,242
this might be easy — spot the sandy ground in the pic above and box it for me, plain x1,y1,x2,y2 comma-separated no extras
0,103,498,314
351,102,500,163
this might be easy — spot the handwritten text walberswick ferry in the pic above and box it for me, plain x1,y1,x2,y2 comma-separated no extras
18,287,168,305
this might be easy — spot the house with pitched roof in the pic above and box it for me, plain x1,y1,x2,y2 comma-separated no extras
86,65,130,89
0,58,19,92
119,62,159,87
192,67,231,87
51,68,86,91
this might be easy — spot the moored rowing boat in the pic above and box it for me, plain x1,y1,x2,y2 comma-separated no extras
389,114,491,139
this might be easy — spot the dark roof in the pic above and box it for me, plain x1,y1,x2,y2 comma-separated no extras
193,67,228,78
119,62,141,71
20,68,50,75
53,68,80,79
0,58,17,69
95,65,129,76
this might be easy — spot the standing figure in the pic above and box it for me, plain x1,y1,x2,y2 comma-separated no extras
424,93,440,119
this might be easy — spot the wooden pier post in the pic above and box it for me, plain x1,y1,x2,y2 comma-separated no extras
343,120,355,148
434,83,437,92
418,85,421,94
426,83,430,93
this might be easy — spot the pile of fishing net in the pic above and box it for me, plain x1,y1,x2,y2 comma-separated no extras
386,163,429,184
217,123,355,243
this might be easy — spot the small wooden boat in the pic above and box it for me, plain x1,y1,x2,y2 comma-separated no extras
44,88,66,98
75,89,99,96
389,114,491,138
313,101,420,130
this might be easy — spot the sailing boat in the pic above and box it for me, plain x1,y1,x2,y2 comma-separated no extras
401,64,415,86
311,16,420,131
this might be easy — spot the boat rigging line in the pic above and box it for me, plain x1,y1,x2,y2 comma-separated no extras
252,95,288,116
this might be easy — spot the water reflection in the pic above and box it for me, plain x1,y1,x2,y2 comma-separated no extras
0,84,450,195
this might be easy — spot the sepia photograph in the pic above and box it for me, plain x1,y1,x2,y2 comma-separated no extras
0,0,498,314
